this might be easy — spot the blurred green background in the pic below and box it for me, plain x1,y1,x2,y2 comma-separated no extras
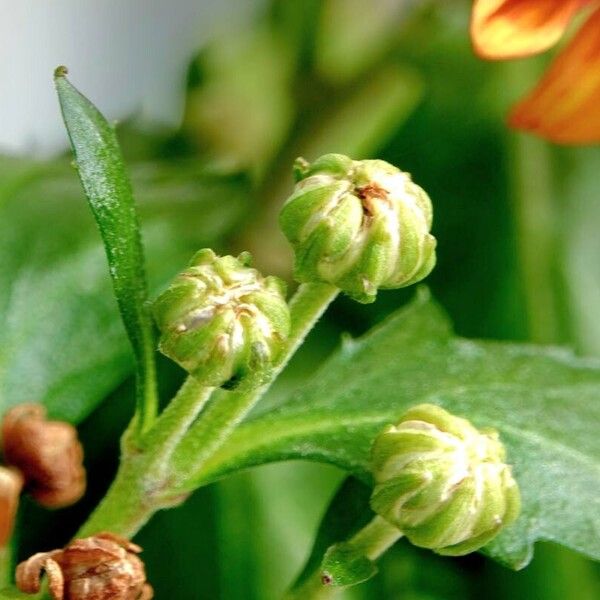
6,1,600,598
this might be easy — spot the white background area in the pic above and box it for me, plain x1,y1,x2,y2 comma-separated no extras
0,1,261,156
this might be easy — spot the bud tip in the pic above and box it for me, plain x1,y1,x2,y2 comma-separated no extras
54,65,69,79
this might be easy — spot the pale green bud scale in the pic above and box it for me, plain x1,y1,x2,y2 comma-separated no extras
280,153,436,303
153,249,290,389
370,404,521,556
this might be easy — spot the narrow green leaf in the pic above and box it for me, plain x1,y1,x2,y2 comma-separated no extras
54,68,157,432
197,290,600,569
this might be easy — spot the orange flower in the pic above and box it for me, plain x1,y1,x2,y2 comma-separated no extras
471,0,600,144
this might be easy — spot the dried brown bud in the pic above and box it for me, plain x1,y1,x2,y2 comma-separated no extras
16,532,153,600
0,466,23,546
2,404,86,508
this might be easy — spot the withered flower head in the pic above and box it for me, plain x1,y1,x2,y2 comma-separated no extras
1,404,86,508
0,466,23,547
16,532,153,600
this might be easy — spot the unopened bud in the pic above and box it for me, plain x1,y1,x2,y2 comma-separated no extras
280,153,436,303
2,404,86,508
16,532,153,600
370,404,520,556
153,249,290,389
0,466,23,547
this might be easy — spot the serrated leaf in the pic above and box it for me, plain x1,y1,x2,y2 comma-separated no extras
0,157,246,423
197,290,600,569
55,70,157,430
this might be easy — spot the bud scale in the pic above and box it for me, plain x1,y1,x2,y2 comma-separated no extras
153,249,290,389
280,153,436,303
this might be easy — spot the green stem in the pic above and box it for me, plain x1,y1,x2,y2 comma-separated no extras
169,282,339,491
124,307,159,443
511,134,559,344
77,461,156,538
141,379,214,472
0,546,11,589
507,63,560,345
79,380,213,537
78,282,338,537
348,515,402,561
288,516,402,600
136,324,159,435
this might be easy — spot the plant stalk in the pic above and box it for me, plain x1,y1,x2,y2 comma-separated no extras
142,379,214,471
79,379,214,538
77,282,338,537
170,282,339,489
0,546,11,589
349,515,402,561
506,62,560,345
77,460,158,539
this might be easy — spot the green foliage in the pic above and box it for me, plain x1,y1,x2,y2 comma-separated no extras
55,71,158,432
197,290,600,569
3,1,600,599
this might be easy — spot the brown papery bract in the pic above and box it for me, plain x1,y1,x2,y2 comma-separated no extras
16,532,153,600
2,404,86,508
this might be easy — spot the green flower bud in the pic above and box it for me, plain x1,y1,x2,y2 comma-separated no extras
279,153,436,303
370,404,520,556
153,249,290,389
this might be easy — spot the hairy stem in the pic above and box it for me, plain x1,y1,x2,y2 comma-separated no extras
78,382,214,540
77,282,338,537
141,379,214,474
136,326,159,436
511,134,559,344
349,516,402,561
170,282,339,490
77,460,157,539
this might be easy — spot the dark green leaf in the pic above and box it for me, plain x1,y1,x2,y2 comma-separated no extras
55,69,157,430
198,290,600,569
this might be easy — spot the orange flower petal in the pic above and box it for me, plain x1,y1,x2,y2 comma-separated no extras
471,0,587,59
509,6,600,144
